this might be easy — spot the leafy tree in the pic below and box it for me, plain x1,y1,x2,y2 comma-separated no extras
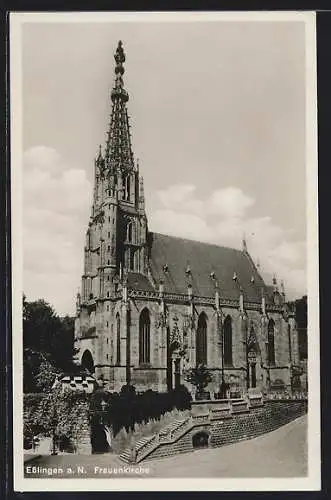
23,297,61,354
287,295,307,360
23,348,60,393
23,294,81,392
33,386,89,453
185,364,213,394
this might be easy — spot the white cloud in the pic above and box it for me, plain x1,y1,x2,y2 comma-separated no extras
23,146,92,315
150,209,214,242
149,183,306,300
208,187,255,218
155,184,204,215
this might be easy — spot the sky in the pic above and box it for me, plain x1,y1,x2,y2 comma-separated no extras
21,17,308,316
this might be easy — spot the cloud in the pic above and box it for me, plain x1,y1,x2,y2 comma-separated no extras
149,183,306,300
23,146,92,315
150,209,214,242
155,184,204,215
208,187,255,218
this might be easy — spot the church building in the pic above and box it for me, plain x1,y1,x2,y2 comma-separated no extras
74,41,300,396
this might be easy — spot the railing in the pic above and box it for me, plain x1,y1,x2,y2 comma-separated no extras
266,391,308,400
135,435,157,460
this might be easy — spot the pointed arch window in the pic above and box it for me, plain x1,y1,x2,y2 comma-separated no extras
196,313,207,366
139,308,150,364
127,221,132,242
129,248,135,271
223,315,233,366
116,313,121,365
267,319,276,366
126,175,131,201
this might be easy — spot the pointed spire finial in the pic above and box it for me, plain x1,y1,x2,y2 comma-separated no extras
256,257,260,270
106,41,133,170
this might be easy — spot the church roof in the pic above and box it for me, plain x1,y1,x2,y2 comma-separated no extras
145,232,272,303
127,272,155,292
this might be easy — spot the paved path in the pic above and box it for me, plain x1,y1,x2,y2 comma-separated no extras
150,415,308,477
24,416,307,478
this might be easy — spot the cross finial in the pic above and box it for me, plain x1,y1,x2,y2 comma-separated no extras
115,40,125,65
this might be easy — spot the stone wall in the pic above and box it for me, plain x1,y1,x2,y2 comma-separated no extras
74,399,92,454
141,400,307,462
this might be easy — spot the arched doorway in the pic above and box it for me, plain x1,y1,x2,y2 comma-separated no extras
247,348,257,389
192,431,209,449
90,421,110,454
81,350,94,374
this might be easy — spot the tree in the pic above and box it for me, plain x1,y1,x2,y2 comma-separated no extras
287,295,307,360
34,386,89,453
23,348,60,393
185,364,213,394
23,294,82,393
23,297,62,354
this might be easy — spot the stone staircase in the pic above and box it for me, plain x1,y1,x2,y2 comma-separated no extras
229,398,250,414
119,434,156,463
119,418,190,463
118,398,307,464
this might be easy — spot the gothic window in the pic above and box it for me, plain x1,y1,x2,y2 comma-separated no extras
223,315,233,366
139,308,151,365
116,313,121,365
288,323,292,362
196,313,207,366
126,175,131,200
108,245,110,252
127,222,132,242
129,248,135,271
267,319,276,365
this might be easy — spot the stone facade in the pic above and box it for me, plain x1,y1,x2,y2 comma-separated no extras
74,41,301,397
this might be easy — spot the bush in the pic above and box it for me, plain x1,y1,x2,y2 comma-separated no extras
105,384,192,437
23,387,90,451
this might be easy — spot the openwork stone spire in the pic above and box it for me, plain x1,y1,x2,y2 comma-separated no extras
105,41,135,172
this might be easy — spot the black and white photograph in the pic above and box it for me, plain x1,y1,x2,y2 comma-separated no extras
10,11,320,491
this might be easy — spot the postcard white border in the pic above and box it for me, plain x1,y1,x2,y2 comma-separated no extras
10,10,320,492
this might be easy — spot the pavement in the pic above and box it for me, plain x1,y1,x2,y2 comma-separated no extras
23,415,307,478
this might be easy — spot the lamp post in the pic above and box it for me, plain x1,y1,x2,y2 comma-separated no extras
100,399,107,425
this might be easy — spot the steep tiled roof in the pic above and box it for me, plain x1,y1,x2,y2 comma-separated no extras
146,232,272,303
127,272,155,292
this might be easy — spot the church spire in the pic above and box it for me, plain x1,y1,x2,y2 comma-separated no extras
105,41,135,172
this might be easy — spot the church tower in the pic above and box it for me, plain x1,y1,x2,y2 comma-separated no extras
75,41,148,386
